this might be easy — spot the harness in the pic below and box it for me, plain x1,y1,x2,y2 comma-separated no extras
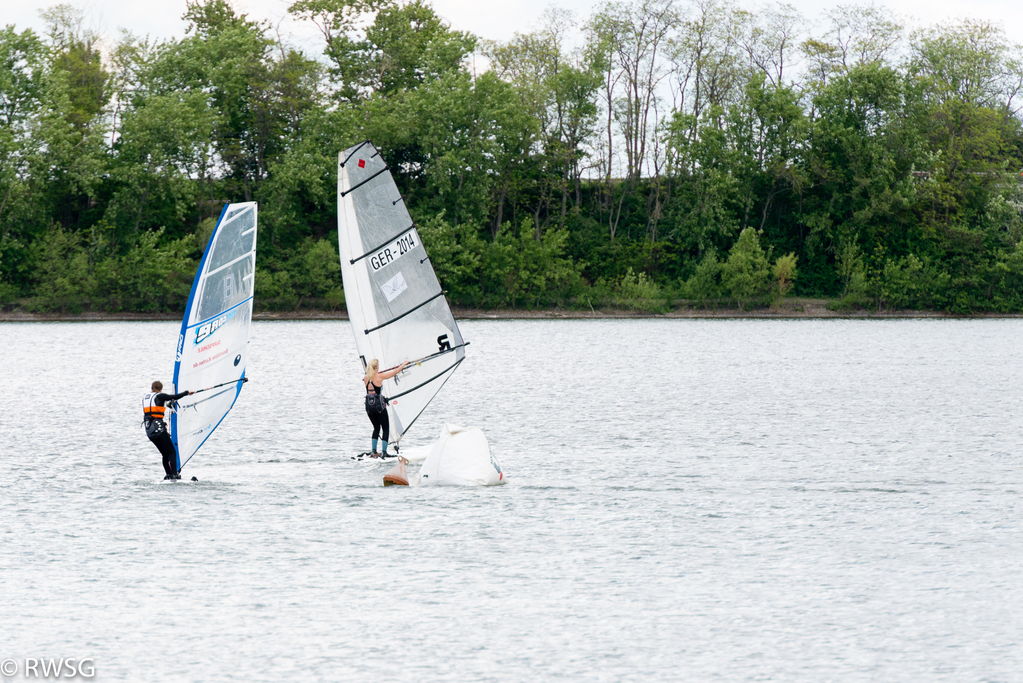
142,392,170,438
365,379,386,414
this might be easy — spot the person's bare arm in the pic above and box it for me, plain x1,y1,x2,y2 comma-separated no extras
377,361,409,381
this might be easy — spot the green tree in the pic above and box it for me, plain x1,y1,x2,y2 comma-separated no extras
415,212,485,303
664,107,742,255
800,63,922,293
773,252,798,297
288,0,391,101
100,229,197,312
721,226,772,308
682,249,724,304
487,10,601,235
365,0,475,95
105,91,217,237
0,26,46,288
29,223,96,312
800,3,903,88
482,219,583,307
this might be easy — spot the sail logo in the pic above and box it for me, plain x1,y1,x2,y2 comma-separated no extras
381,271,407,302
194,309,237,345
189,423,213,438
490,449,503,478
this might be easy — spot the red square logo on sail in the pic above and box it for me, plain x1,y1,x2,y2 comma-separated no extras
358,159,366,168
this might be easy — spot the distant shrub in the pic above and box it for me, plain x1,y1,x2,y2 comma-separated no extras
28,224,97,313
773,252,798,299
255,269,298,310
617,268,661,300
683,249,724,303
720,227,774,309
481,219,584,307
101,229,197,312
0,278,19,306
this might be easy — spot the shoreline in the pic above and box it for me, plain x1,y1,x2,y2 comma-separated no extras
3,299,1022,322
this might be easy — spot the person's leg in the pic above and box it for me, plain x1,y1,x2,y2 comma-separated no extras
151,432,178,477
162,437,178,478
380,410,390,455
367,409,382,452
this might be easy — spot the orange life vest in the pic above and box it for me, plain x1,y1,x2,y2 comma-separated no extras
143,392,166,420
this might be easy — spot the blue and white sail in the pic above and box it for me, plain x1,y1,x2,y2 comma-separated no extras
337,141,466,446
171,202,257,470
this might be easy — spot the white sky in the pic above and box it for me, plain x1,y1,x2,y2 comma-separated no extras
5,0,1023,58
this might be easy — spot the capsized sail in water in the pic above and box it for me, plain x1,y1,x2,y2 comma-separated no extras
170,202,258,472
383,425,506,487
337,141,466,450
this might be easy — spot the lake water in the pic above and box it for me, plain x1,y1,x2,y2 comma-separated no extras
0,319,1021,682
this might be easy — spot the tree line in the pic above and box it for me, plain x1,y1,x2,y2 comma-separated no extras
2,0,1023,314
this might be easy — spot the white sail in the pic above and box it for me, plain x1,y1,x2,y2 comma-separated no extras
337,141,466,445
411,425,505,486
171,202,257,470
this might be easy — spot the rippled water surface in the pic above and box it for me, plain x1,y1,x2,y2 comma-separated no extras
1,319,1022,682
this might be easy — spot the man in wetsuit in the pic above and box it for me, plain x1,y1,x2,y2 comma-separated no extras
143,381,194,479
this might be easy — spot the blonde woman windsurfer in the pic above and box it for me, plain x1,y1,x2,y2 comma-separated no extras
363,359,408,457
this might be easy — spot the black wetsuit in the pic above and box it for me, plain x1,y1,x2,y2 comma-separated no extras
365,380,389,443
143,391,190,478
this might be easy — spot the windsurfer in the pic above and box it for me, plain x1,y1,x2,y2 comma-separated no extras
363,359,408,457
143,380,194,479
